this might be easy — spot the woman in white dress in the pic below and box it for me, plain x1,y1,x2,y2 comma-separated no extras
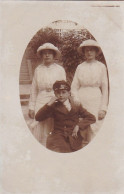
71,39,108,141
28,43,66,146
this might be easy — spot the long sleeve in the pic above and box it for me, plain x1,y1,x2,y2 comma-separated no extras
59,66,66,81
35,104,54,121
28,69,38,111
100,65,108,112
77,105,96,130
71,67,80,101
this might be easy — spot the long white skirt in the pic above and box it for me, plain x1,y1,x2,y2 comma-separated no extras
78,87,103,139
29,90,54,146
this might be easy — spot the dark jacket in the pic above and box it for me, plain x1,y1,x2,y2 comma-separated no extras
35,98,96,131
35,98,96,152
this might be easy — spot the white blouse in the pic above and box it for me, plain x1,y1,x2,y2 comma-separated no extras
29,63,66,111
71,60,108,111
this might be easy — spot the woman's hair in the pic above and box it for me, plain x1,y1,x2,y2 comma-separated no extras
82,46,99,54
39,49,56,58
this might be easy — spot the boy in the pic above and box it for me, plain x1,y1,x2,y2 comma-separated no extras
35,80,96,153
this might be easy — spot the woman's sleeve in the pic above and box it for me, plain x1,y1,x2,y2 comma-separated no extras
71,67,80,101
28,69,38,111
100,65,109,112
59,66,66,81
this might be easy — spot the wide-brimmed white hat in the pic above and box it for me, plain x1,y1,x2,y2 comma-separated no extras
37,43,61,58
77,39,102,55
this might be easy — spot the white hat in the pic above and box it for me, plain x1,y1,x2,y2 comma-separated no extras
77,39,102,55
37,43,61,57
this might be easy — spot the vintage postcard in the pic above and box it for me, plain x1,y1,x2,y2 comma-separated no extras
0,1,124,193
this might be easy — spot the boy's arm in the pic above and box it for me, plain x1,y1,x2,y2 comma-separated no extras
78,105,96,130
35,96,57,121
35,104,54,121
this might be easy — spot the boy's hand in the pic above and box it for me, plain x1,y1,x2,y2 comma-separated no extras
98,110,106,120
47,96,58,106
72,125,79,138
28,110,35,119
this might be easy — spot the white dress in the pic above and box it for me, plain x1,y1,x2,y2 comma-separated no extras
71,60,108,137
28,63,66,146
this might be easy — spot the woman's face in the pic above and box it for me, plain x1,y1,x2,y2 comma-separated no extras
84,46,97,61
42,49,55,65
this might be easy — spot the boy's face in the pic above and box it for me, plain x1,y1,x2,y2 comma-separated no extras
54,90,70,103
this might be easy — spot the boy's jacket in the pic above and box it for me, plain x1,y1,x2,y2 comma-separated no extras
35,97,96,151
35,97,96,132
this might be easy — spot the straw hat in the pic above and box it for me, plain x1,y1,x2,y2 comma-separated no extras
77,39,102,55
37,43,61,57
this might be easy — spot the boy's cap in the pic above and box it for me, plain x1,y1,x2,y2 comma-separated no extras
53,80,70,91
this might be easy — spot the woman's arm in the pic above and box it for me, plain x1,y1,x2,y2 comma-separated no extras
71,67,80,102
60,66,66,81
28,69,38,111
99,65,109,119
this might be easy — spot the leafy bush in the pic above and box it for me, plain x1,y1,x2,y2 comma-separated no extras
23,27,106,84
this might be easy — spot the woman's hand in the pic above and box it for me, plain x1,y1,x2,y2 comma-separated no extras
47,96,58,106
28,110,35,119
72,125,79,138
98,110,106,120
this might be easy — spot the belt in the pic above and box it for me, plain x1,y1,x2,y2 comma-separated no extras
46,88,52,92
39,88,52,92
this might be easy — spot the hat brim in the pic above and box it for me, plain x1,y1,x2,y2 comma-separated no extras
77,45,102,56
37,48,61,58
54,88,70,91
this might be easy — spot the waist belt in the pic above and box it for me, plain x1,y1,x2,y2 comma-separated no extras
46,88,52,92
39,88,53,92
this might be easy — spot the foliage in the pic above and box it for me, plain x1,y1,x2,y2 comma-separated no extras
23,27,106,84
59,29,95,84
25,27,62,59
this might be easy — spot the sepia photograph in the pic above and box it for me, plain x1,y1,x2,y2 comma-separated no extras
1,1,124,193
19,20,109,153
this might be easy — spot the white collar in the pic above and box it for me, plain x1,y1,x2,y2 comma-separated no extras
63,99,71,111
63,99,70,105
